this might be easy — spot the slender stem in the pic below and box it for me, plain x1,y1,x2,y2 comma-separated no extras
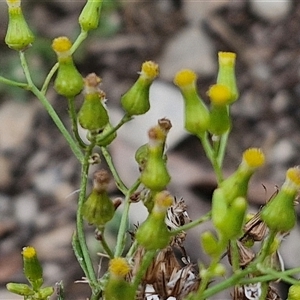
230,239,240,272
41,62,59,94
257,230,277,263
96,114,132,145
257,265,300,286
198,132,223,183
0,75,28,89
170,211,211,235
132,250,156,291
99,228,114,259
76,142,99,291
71,30,88,54
217,130,230,167
19,51,84,163
114,179,141,257
239,267,300,285
101,146,128,194
67,97,87,149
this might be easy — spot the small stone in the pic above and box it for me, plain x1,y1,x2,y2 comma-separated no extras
0,101,38,152
249,0,292,22
159,26,216,80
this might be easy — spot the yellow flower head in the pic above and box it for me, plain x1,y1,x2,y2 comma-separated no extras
173,69,197,88
207,84,232,106
218,52,236,67
109,257,131,278
140,61,159,80
6,0,21,8
52,36,72,53
283,167,300,193
242,148,265,169
22,246,36,259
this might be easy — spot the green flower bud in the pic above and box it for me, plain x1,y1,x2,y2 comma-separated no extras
174,69,210,136
222,197,247,239
136,191,173,250
82,170,115,229
261,167,300,232
217,52,239,103
219,148,265,204
78,73,109,131
52,37,84,98
5,0,34,51
6,283,34,296
38,287,55,299
211,263,226,277
22,246,43,291
121,61,159,116
207,84,232,136
201,231,220,258
79,0,103,32
287,284,300,300
96,122,117,147
105,257,135,300
140,122,171,191
212,188,247,240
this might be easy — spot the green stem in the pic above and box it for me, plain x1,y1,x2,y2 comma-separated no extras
230,239,240,272
71,30,88,54
67,97,87,149
217,130,230,167
132,250,156,291
41,62,58,94
101,146,128,194
198,132,223,183
76,142,99,292
0,75,28,89
257,265,300,286
96,114,132,145
170,211,211,235
99,228,114,259
19,51,84,163
257,230,277,263
114,179,141,257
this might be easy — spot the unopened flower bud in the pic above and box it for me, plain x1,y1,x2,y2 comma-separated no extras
287,284,300,300
22,246,43,291
136,191,173,250
140,123,171,191
217,52,239,103
121,61,159,116
52,37,83,98
79,0,103,32
174,69,210,136
82,170,115,228
6,283,34,296
207,84,232,136
96,122,117,147
78,73,109,131
261,167,300,232
212,188,247,239
5,0,34,51
201,231,220,258
105,257,135,300
219,148,265,204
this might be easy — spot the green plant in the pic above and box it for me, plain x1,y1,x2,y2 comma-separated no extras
2,0,300,299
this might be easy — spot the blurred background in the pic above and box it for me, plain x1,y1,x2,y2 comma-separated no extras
1,0,300,299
